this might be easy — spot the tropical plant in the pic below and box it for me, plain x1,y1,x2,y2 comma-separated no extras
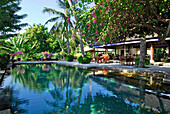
67,0,86,57
6,35,37,60
23,24,51,53
134,57,150,66
43,0,74,55
78,54,92,64
65,55,74,61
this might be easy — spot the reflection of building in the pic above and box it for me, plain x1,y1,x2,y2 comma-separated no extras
92,36,170,63
88,70,110,76
88,75,170,113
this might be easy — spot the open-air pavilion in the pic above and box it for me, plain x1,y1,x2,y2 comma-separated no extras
92,36,170,64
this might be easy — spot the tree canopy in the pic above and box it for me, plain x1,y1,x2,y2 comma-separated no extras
77,0,169,44
0,0,27,39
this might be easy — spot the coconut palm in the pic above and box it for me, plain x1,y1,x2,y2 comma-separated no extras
43,1,74,55
52,24,68,58
67,0,85,57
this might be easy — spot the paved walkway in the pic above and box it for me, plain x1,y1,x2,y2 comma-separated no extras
14,60,170,78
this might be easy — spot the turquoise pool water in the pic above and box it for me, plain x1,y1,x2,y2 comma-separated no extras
0,64,170,114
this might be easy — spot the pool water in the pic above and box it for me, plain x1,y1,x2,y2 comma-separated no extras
0,64,170,114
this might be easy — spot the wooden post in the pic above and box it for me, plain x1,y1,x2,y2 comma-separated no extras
168,41,170,56
150,43,155,64
93,48,96,63
124,45,127,56
106,48,108,54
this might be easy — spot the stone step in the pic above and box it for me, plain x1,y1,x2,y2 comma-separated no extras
154,62,164,66
163,63,170,67
0,109,11,114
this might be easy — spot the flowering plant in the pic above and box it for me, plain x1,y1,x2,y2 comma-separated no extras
42,52,53,59
11,53,16,58
11,51,24,58
42,52,49,58
48,53,53,58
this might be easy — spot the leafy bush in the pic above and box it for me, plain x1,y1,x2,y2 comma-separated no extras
36,53,44,59
55,53,62,60
75,53,82,58
78,55,92,64
134,57,150,66
65,55,74,62
0,53,10,69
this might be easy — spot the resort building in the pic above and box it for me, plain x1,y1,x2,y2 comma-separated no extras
92,36,170,63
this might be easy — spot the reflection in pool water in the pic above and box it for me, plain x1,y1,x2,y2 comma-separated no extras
0,64,170,113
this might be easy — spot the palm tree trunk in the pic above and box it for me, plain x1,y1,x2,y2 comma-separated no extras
66,25,70,55
65,8,70,55
67,0,84,57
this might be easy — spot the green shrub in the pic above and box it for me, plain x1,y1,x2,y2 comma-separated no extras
36,53,44,59
134,57,150,66
75,53,82,58
78,55,92,64
65,55,74,62
55,53,62,60
0,53,10,69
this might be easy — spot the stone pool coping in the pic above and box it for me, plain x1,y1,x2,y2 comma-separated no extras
13,60,170,78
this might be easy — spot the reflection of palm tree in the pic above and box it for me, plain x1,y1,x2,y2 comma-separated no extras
44,66,90,113
12,65,55,92
11,64,91,113
45,68,78,113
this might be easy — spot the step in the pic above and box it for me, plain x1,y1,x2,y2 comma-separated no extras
0,109,11,114
154,62,164,66
163,63,170,67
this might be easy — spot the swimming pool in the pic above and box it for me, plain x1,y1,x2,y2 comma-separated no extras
0,64,169,113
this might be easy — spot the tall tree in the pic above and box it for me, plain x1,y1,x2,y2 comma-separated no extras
58,0,71,55
67,0,85,57
0,0,27,54
23,24,51,53
79,0,169,67
43,1,74,55
0,0,27,39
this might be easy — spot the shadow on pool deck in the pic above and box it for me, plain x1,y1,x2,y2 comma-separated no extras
13,60,170,80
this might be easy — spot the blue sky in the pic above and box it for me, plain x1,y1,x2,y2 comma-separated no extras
18,0,65,33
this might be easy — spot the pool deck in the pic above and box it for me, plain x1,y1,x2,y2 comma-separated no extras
13,60,170,79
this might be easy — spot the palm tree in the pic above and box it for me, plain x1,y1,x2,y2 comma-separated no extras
43,3,73,55
67,0,85,57
58,0,70,55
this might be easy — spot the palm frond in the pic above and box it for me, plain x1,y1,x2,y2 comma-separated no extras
43,7,66,18
45,17,60,25
58,0,66,9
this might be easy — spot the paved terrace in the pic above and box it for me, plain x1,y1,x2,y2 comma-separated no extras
14,61,170,78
